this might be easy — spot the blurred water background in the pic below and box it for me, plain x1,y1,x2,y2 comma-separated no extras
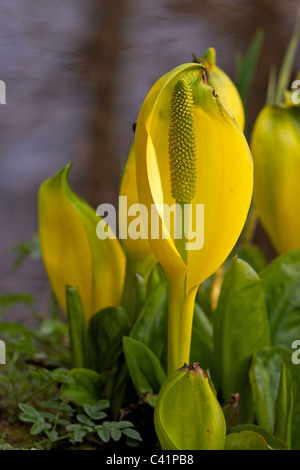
0,0,299,323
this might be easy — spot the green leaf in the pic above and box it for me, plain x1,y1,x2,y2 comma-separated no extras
107,362,129,419
235,29,264,129
30,419,46,435
83,402,109,420
76,414,95,427
146,263,166,298
214,258,270,422
274,8,300,104
224,430,272,450
60,368,107,406
97,426,110,443
0,293,35,316
89,307,130,373
110,423,122,441
266,66,277,105
73,425,87,443
195,276,214,320
260,250,300,347
134,273,147,315
130,283,168,371
237,245,266,273
229,424,289,450
11,235,41,272
115,421,134,429
19,404,40,420
190,303,214,374
274,364,293,447
66,286,89,369
249,347,284,432
249,346,299,448
123,337,166,395
46,430,59,442
122,427,143,441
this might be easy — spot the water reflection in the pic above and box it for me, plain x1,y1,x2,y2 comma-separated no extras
0,0,298,321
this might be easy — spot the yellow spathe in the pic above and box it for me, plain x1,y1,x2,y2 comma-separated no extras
251,103,300,253
39,164,125,322
135,63,253,294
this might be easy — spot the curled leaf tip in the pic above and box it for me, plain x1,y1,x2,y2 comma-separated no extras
168,78,197,204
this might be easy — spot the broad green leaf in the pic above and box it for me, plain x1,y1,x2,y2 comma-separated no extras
229,424,289,450
249,349,283,432
235,29,264,130
134,273,147,317
237,244,266,273
109,363,129,419
260,250,300,347
196,276,214,320
224,431,272,450
123,337,166,395
66,286,89,369
130,283,168,370
60,368,107,406
250,346,300,449
89,307,130,373
190,303,214,375
146,264,166,298
214,258,270,422
274,364,293,447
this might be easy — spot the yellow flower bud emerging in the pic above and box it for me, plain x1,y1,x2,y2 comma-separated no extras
251,103,300,253
154,363,226,450
39,164,125,322
195,47,245,130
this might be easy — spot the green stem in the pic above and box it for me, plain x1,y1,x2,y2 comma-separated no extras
167,275,186,375
178,287,197,367
167,203,197,375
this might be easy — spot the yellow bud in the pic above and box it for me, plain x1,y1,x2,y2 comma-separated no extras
39,164,125,322
251,103,300,253
196,47,245,130
119,142,156,277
